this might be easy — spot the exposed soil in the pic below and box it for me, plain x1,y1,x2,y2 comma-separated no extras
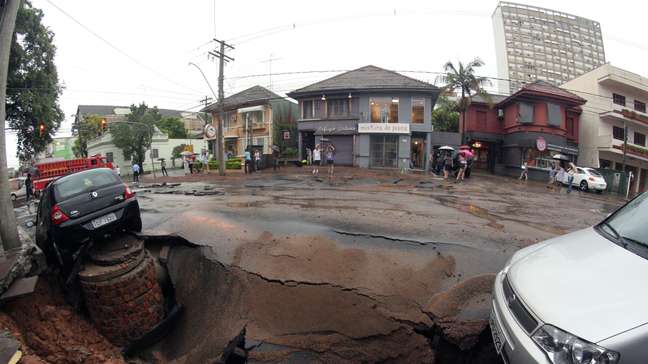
0,275,125,364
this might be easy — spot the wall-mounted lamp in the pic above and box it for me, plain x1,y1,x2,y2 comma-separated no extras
392,97,399,103
348,93,352,99
321,94,327,101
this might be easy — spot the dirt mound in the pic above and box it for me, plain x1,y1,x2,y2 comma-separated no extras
0,276,125,364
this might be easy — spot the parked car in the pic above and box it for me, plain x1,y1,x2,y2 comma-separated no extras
490,192,648,363
9,177,26,201
559,166,607,193
35,168,142,266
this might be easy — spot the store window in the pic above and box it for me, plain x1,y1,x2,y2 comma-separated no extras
370,135,399,168
370,97,399,123
302,100,314,119
613,126,625,140
327,99,349,117
547,103,562,126
519,102,534,123
411,98,425,123
525,148,552,169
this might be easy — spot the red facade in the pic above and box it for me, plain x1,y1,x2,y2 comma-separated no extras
461,81,585,142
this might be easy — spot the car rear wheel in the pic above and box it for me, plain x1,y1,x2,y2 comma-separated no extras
10,194,16,201
580,180,589,192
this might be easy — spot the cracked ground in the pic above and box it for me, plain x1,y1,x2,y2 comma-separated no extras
135,168,624,363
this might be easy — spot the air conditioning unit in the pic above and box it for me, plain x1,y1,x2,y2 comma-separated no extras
497,109,505,120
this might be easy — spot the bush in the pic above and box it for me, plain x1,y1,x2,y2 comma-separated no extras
208,160,219,170
282,147,298,158
193,161,203,170
206,159,242,170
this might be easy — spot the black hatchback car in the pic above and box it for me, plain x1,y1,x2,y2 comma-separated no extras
35,168,142,265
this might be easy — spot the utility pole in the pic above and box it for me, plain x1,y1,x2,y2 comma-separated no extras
208,39,234,176
0,0,22,250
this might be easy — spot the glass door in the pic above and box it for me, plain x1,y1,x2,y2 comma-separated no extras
370,135,399,168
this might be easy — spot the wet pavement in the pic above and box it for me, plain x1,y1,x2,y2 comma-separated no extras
129,169,624,363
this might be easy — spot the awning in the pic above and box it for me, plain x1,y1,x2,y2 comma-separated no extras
547,143,578,155
238,105,264,113
314,126,356,136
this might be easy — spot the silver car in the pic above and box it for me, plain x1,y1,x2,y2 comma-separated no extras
490,192,648,363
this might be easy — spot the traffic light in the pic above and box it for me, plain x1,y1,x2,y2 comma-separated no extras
101,118,107,131
39,123,45,137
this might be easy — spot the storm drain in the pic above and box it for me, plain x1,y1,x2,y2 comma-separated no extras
78,235,164,346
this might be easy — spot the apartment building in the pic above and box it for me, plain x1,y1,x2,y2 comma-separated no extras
563,64,648,194
493,1,605,93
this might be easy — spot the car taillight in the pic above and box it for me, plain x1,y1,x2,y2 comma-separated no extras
124,184,136,200
51,204,69,225
589,177,595,182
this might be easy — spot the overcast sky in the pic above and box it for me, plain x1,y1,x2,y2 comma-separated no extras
5,0,648,168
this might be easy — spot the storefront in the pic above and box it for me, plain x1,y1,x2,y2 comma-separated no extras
410,132,427,170
357,123,410,169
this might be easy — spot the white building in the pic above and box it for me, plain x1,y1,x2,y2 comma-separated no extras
87,127,208,177
562,63,648,194
493,1,606,93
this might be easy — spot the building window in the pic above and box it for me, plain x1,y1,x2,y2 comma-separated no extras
613,126,625,140
150,149,159,159
106,152,114,163
370,97,399,123
476,110,487,124
242,110,264,126
613,93,626,106
634,100,646,113
302,100,314,119
255,137,265,146
635,132,646,146
547,103,562,126
519,102,534,123
326,98,349,117
599,159,612,169
411,98,425,124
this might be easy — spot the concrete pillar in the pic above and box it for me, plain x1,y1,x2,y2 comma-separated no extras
298,132,303,161
425,132,432,174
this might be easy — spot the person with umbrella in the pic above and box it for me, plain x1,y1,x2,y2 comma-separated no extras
456,151,468,182
459,146,474,178
553,154,575,192
439,146,454,180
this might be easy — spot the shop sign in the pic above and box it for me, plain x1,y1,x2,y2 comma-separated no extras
204,124,217,139
357,123,410,134
282,130,291,140
315,126,356,135
536,137,547,151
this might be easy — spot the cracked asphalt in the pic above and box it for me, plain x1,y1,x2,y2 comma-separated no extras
135,168,624,363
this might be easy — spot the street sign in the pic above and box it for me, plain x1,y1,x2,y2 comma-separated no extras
204,124,217,139
283,130,290,140
536,137,547,151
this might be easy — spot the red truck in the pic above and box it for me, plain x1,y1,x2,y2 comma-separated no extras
33,155,114,193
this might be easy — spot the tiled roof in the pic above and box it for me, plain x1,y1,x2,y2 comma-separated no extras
520,80,586,102
288,65,438,97
470,93,508,105
202,85,283,112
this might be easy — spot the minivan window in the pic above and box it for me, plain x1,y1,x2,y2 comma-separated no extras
599,193,648,249
54,169,118,200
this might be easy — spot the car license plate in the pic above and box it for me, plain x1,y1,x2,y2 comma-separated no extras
91,212,117,229
490,309,505,355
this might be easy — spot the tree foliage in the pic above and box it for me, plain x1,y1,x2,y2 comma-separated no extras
156,116,187,139
72,114,103,157
435,58,491,112
432,96,460,132
6,1,64,161
109,103,158,168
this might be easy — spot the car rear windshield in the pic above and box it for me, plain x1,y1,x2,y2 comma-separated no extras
54,169,119,200
587,169,602,177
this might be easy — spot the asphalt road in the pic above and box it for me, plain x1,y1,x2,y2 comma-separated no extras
131,170,623,363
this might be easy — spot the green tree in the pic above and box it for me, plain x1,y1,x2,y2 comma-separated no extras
6,1,64,161
156,116,187,138
72,114,103,157
432,96,460,132
172,144,188,159
435,58,490,143
109,103,158,170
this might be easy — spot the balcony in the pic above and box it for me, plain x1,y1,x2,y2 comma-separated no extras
597,134,648,162
600,109,648,129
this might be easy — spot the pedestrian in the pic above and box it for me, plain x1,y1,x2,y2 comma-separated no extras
244,148,252,174
456,153,467,182
272,145,280,171
306,148,312,166
325,144,336,178
565,160,577,193
312,144,321,176
183,157,190,175
547,162,556,188
188,156,195,174
254,149,261,171
519,161,529,181
556,165,565,187
202,153,209,174
443,152,453,180
160,159,168,177
25,173,33,213
132,163,140,183
114,164,121,177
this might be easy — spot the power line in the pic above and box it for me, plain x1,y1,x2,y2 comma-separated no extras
43,0,205,95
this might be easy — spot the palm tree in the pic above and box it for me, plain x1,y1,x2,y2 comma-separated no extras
435,58,491,144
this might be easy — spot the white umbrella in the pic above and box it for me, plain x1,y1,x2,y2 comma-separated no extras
439,146,454,151
552,154,569,161
180,151,193,156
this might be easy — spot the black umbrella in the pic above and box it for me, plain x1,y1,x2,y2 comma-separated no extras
552,154,570,161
